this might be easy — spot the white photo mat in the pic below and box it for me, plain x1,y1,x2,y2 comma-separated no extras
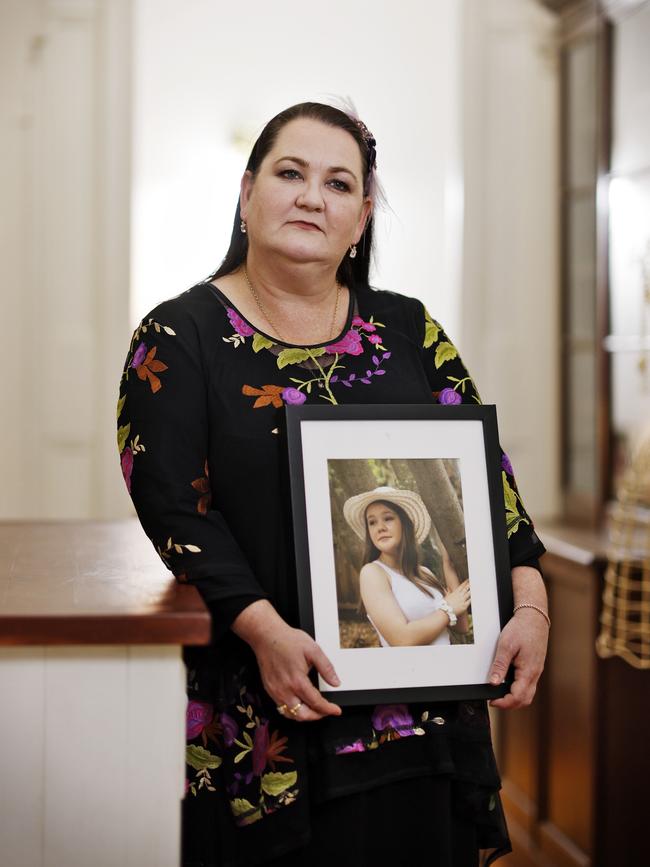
292,412,510,700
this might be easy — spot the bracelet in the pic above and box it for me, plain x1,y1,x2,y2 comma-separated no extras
513,603,551,628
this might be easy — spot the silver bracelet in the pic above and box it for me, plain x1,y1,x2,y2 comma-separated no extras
513,602,551,628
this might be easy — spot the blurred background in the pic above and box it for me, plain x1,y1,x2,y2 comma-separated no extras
1,0,649,864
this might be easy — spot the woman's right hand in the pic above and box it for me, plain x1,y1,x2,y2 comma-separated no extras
231,600,342,722
444,580,471,616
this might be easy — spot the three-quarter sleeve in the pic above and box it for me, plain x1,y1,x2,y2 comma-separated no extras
417,305,546,569
117,300,267,637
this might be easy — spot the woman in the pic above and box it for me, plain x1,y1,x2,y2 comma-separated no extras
118,101,549,866
343,486,471,646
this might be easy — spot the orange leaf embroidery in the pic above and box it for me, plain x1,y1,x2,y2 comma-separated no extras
242,384,284,409
191,460,211,515
135,345,168,394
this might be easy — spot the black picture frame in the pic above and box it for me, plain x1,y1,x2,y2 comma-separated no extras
286,404,513,705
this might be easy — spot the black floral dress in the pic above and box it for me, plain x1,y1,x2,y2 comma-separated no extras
117,281,545,867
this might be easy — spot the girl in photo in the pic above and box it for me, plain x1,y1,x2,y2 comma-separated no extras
344,485,471,646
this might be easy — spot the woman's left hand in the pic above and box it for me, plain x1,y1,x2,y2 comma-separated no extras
488,565,549,710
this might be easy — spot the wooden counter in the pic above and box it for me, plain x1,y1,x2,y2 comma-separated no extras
0,519,211,867
0,520,211,645
498,522,649,867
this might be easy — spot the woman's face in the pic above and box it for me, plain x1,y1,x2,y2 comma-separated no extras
240,118,372,272
365,502,403,556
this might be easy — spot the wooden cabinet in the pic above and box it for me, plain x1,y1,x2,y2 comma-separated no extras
498,525,650,867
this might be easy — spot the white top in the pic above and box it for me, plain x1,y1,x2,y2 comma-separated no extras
369,560,451,647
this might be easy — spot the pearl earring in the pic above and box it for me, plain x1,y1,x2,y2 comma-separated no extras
349,244,357,259
240,220,247,234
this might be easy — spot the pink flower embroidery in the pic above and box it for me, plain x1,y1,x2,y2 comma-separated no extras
371,704,415,735
227,308,255,337
352,315,376,332
325,329,363,356
335,739,366,754
121,447,134,493
186,700,214,740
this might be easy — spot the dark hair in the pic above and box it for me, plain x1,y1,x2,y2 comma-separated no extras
362,500,446,597
209,102,375,289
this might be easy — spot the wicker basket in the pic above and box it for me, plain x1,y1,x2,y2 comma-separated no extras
596,435,650,668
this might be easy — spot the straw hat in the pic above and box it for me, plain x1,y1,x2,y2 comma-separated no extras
343,486,431,544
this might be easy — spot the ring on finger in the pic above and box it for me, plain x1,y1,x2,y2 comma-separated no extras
276,704,288,715
288,702,302,717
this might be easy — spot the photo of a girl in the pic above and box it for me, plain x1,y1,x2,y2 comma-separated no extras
343,486,471,647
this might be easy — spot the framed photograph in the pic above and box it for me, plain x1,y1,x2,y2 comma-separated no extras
286,404,513,705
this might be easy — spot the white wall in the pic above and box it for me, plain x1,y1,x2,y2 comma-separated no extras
0,0,132,520
0,0,560,522
461,0,560,520
608,1,650,461
131,0,464,335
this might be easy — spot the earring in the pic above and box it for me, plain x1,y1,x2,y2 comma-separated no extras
240,220,247,234
349,244,357,259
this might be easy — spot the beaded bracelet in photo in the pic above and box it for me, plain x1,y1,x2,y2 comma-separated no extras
513,603,551,628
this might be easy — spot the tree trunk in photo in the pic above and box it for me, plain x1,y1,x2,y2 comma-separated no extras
391,458,469,583
328,460,377,606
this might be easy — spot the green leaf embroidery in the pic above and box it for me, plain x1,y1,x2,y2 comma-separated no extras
277,348,311,369
502,472,530,538
252,333,275,353
230,798,256,817
434,341,457,369
233,748,251,764
186,745,222,771
424,312,440,348
502,472,518,514
117,423,131,453
260,771,298,797
116,394,126,421
230,799,263,826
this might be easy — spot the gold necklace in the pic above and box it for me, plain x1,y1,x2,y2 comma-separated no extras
243,267,341,344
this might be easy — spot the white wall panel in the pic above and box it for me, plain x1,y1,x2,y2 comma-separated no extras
461,0,560,519
0,645,185,867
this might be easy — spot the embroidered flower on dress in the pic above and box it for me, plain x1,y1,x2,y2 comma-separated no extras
352,315,376,333
501,452,514,476
335,740,366,755
131,341,148,368
242,384,285,408
134,345,168,394
438,387,462,405
220,712,238,747
281,387,307,406
191,461,212,514
187,701,214,740
227,308,255,338
325,328,364,357
120,447,134,493
371,704,416,735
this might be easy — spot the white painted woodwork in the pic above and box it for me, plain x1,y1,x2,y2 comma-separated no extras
0,0,132,521
608,2,650,455
0,645,185,867
461,0,561,520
